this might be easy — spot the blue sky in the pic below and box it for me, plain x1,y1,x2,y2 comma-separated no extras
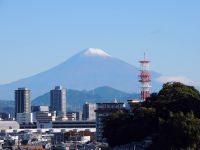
0,0,200,85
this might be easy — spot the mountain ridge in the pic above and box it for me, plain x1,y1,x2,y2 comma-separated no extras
0,48,162,100
32,86,140,111
0,86,140,114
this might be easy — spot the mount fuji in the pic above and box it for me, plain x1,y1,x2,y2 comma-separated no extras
0,48,162,100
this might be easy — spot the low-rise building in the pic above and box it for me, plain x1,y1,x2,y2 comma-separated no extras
66,112,76,121
0,121,19,130
52,120,96,129
127,99,140,113
19,145,44,150
95,101,126,142
67,111,83,121
32,106,50,121
32,106,49,112
0,112,10,120
16,113,33,124
36,111,56,128
67,135,91,144
75,111,82,120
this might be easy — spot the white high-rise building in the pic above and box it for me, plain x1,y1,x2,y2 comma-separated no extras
50,86,66,118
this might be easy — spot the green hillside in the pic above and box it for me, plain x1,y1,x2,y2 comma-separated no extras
0,100,15,115
0,86,140,113
88,86,131,100
32,86,140,111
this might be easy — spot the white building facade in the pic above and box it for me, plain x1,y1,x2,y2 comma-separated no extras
16,113,33,124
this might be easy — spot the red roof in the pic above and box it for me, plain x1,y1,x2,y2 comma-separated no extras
19,145,44,150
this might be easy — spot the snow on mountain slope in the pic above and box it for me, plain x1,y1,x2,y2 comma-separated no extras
0,48,162,100
83,48,112,57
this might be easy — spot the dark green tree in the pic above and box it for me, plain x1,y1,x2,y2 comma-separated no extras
103,108,157,147
148,112,200,150
144,82,200,119
102,82,200,149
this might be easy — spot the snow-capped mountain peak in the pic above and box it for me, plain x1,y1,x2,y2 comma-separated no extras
83,48,112,57
0,48,161,100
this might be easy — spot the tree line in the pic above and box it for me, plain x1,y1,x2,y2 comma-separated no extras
103,82,200,150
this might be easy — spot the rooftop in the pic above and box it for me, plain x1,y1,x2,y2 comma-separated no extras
0,121,19,130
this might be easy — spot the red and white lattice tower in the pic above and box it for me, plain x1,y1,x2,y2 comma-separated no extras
139,53,151,101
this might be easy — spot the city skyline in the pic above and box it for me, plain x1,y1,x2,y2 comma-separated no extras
0,1,199,148
0,1,199,88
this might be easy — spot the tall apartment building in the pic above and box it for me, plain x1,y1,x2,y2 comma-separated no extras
50,86,66,118
15,87,33,124
83,102,96,120
15,87,31,117
95,101,126,142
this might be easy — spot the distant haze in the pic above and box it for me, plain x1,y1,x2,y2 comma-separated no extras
0,48,162,100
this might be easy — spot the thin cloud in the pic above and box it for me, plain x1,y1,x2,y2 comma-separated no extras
156,76,200,87
150,29,161,34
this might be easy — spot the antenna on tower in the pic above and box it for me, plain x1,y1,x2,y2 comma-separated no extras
139,53,151,101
